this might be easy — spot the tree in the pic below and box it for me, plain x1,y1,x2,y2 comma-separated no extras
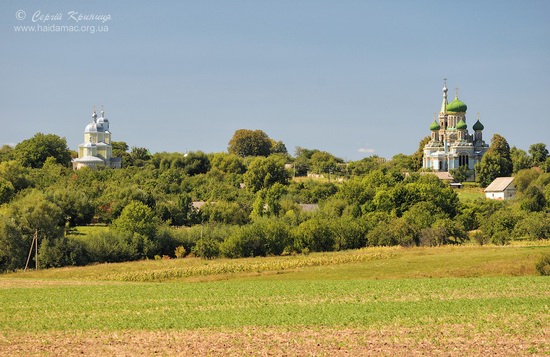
112,141,130,166
210,153,246,174
159,194,197,226
520,185,546,212
0,144,14,162
0,178,14,204
38,236,88,268
182,151,211,175
6,190,65,241
514,168,540,193
490,134,513,175
480,208,523,244
293,218,335,252
251,183,287,219
475,154,502,187
386,153,415,172
348,156,384,176
243,156,290,192
112,201,159,238
512,212,550,240
529,143,549,166
476,134,513,187
271,140,288,154
14,133,72,168
128,147,151,167
411,136,431,171
309,151,342,176
0,160,31,192
366,217,415,246
511,146,532,173
450,165,471,183
46,188,95,226
293,147,319,176
220,219,291,258
0,215,25,272
330,216,368,250
200,201,251,225
228,129,272,157
98,184,155,222
402,201,445,230
111,141,129,157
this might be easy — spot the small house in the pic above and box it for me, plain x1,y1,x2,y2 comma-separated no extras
484,177,516,200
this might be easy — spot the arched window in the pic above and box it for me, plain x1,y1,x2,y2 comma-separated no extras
459,155,469,167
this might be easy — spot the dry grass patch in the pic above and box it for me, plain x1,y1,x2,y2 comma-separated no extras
1,325,547,356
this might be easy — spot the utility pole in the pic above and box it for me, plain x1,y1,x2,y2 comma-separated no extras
24,230,38,271
35,230,38,270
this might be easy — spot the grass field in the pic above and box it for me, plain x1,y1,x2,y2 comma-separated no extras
66,224,108,237
1,243,549,355
455,184,486,201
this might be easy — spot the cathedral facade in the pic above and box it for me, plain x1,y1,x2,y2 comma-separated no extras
422,81,488,175
72,108,122,169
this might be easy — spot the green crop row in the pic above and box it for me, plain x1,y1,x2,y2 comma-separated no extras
1,276,548,333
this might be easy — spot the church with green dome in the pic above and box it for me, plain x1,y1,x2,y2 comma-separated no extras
72,108,122,169
422,80,488,175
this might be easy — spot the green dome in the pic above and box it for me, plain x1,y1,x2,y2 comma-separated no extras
456,119,467,130
472,119,484,131
429,120,440,131
446,97,468,113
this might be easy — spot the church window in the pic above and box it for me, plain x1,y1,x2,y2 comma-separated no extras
459,155,469,167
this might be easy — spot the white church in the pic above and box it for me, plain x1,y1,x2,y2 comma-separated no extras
72,108,122,169
422,80,488,174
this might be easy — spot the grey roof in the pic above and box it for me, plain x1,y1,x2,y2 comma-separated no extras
420,171,454,181
192,201,208,209
299,204,319,212
484,177,515,192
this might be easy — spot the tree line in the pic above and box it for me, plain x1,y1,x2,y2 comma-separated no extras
0,129,549,272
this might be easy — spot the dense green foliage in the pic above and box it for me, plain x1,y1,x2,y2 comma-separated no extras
0,131,549,272
475,134,513,186
227,129,286,157
13,133,72,168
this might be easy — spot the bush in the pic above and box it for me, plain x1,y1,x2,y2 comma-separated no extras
220,218,292,258
293,218,335,253
191,224,236,259
201,201,251,225
512,212,550,240
419,227,446,247
331,216,368,250
535,254,550,276
174,246,186,258
0,216,26,272
39,237,89,268
193,236,220,259
154,226,186,257
78,230,157,263
366,221,396,246
491,230,510,246
471,231,490,246
112,201,159,238
481,208,523,242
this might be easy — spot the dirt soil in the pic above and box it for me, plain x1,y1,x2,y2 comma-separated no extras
1,326,548,356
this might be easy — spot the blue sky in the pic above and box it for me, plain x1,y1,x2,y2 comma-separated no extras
1,0,549,160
